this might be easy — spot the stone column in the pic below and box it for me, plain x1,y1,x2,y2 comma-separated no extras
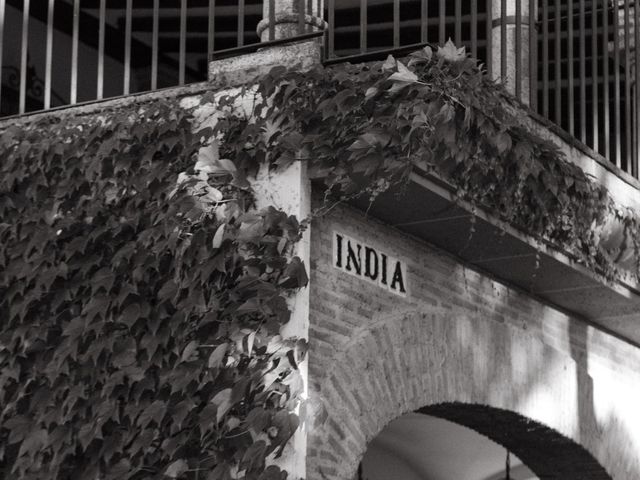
257,0,326,42
608,0,637,82
490,0,537,105
253,162,311,480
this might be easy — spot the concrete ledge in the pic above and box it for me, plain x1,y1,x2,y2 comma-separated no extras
208,39,322,89
0,82,216,128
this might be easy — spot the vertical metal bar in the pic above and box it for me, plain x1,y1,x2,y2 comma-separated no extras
360,0,366,53
0,0,5,112
624,0,631,171
501,0,507,82
471,0,478,58
529,0,536,109
579,0,586,142
44,0,54,110
515,0,522,99
542,0,549,117
393,0,400,48
208,0,215,54
123,0,132,95
328,0,334,57
554,0,561,125
614,0,621,166
269,0,275,41
97,0,105,100
439,0,445,45
635,0,640,176
297,0,304,35
179,0,187,85
634,85,637,177
568,0,574,135
307,0,312,32
151,0,159,90
455,0,461,46
238,0,245,46
19,0,30,114
486,0,492,77
70,0,79,104
421,0,428,43
603,0,610,158
592,0,599,152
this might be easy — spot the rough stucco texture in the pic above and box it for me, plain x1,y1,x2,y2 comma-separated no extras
307,200,640,480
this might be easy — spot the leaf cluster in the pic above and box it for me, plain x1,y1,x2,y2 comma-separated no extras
0,100,306,479
244,41,640,279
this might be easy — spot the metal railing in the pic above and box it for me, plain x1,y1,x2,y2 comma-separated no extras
0,0,270,116
0,1,638,180
325,0,640,179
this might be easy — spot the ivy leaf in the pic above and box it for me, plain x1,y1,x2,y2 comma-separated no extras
120,303,141,328
381,54,396,71
437,39,466,62
208,343,227,369
256,466,287,480
240,440,267,472
388,61,418,84
195,144,219,173
212,388,233,424
364,87,379,99
5,416,31,444
138,400,166,428
112,338,137,368
17,429,48,458
408,45,433,66
212,224,225,249
181,340,199,363
279,257,308,289
165,459,188,478
262,117,285,144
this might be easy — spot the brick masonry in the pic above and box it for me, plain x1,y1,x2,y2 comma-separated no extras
307,200,640,480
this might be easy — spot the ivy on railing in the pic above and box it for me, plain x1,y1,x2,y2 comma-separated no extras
242,41,640,281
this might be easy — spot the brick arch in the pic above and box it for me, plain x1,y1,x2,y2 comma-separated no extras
307,309,623,480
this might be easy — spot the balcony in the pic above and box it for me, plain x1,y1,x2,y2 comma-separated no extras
0,1,638,182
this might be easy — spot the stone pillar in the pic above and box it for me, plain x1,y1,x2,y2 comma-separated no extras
257,0,326,42
253,162,311,480
608,0,637,83
490,0,537,105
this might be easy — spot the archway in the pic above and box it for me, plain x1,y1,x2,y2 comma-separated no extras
360,411,537,480
307,309,632,479
356,405,610,479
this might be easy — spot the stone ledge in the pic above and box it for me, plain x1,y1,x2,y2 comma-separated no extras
0,82,213,128
208,39,322,89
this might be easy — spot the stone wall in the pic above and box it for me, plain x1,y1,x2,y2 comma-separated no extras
307,199,640,479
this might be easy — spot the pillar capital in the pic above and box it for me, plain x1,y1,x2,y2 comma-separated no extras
257,0,326,42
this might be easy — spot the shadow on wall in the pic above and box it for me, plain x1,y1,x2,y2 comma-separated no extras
307,305,635,479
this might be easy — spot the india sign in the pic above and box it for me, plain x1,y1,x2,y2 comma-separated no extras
333,231,407,296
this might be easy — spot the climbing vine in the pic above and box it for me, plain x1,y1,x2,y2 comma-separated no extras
1,41,639,480
242,41,640,280
0,100,306,480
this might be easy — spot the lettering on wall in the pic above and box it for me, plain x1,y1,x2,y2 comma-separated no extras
333,231,407,296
